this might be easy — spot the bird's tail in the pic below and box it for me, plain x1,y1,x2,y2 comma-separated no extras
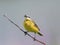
38,32,43,36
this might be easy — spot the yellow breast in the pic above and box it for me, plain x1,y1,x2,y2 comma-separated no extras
23,20,39,33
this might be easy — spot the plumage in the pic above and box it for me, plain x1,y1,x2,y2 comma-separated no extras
23,15,43,36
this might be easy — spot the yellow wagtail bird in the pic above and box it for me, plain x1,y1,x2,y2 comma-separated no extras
23,15,43,36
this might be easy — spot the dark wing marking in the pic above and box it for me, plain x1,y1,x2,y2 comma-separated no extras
31,20,40,31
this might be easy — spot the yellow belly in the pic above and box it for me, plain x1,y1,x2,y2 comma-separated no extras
23,21,39,33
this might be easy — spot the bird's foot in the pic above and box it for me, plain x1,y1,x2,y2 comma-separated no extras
24,31,28,35
33,37,36,41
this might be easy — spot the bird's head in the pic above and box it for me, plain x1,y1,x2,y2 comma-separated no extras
24,14,31,21
24,14,30,18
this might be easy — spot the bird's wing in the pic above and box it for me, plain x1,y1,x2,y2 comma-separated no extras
31,20,40,31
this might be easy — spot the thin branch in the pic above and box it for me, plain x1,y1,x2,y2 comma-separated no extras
3,15,46,45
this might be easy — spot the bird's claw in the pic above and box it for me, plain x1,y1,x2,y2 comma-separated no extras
24,31,28,35
33,37,36,41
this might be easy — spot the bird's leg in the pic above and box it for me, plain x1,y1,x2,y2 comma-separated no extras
24,31,28,35
33,33,36,41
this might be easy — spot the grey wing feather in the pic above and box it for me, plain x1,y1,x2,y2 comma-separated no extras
32,20,40,31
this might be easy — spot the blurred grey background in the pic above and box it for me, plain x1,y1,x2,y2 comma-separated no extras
0,0,60,45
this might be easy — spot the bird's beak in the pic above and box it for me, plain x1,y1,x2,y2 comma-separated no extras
24,14,27,18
